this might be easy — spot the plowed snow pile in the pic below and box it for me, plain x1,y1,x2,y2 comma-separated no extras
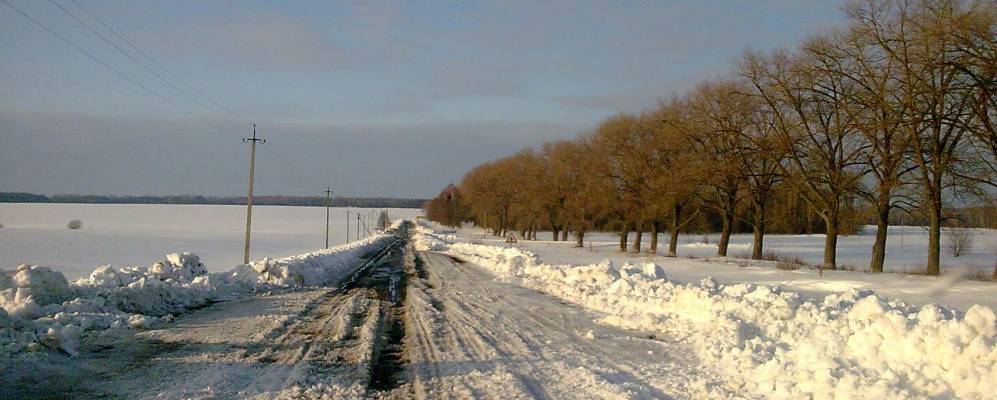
0,234,391,356
414,228,997,400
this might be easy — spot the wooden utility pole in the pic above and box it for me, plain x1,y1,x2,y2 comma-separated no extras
242,124,264,264
324,187,332,249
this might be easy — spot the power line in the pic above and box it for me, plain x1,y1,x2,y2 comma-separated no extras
3,0,231,133
66,0,236,117
1,0,203,120
46,0,226,125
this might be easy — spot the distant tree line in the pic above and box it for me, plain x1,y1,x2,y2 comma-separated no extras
0,192,425,209
425,0,996,275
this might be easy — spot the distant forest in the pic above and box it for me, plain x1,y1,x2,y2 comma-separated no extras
0,192,425,209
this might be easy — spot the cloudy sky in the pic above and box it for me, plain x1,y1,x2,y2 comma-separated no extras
1,0,846,198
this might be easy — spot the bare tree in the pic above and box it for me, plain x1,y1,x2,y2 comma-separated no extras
377,210,391,231
741,43,867,270
816,14,917,273
680,80,747,257
550,137,612,248
949,1,997,179
855,0,988,274
591,113,657,252
650,103,704,257
944,225,974,257
736,89,785,259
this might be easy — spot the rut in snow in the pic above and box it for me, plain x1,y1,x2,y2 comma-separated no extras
356,239,410,393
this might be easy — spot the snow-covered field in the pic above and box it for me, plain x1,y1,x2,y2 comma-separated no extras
483,226,997,275
453,227,997,312
415,223,997,399
0,203,421,279
3,218,995,399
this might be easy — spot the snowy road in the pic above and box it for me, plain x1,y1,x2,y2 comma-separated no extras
4,235,408,399
4,231,745,399
396,251,741,399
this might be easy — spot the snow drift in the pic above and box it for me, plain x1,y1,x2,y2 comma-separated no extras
0,234,393,357
418,229,997,400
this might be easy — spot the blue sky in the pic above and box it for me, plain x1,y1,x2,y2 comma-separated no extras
1,0,846,197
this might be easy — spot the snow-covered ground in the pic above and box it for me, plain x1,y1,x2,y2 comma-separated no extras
5,221,743,399
402,250,741,398
3,219,995,399
415,224,997,399
1,232,394,357
0,203,421,279
468,225,997,275
454,227,997,312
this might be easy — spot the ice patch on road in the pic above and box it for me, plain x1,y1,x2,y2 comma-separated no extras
422,230,997,400
0,234,392,357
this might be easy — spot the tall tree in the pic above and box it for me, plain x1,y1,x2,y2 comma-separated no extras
741,42,867,270
650,103,704,257
730,84,785,259
681,80,749,257
591,114,656,252
854,0,989,274
815,19,915,273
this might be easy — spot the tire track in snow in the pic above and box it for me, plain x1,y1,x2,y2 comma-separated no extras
386,250,736,399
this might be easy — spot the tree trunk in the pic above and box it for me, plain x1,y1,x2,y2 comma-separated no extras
717,187,737,257
667,204,684,257
751,200,766,260
619,225,629,252
668,229,679,257
552,228,559,241
926,201,942,276
575,230,585,248
632,225,643,254
869,201,891,273
822,212,839,270
718,210,733,257
561,229,568,241
650,222,659,254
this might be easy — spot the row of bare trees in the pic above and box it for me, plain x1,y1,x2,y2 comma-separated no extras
426,0,995,274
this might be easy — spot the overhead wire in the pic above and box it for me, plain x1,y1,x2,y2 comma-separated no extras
66,0,236,117
45,0,229,130
1,0,204,121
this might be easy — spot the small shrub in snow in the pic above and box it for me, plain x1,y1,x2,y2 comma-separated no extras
967,270,994,282
944,227,973,257
759,251,781,262
67,219,82,230
775,255,807,270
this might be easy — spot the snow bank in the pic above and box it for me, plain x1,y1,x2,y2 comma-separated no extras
0,233,393,357
248,234,393,286
412,222,448,251
437,237,997,399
